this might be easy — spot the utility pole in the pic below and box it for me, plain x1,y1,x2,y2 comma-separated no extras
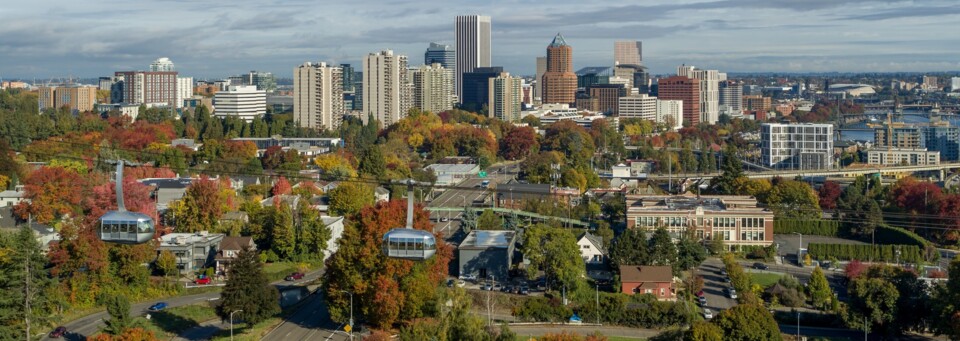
595,283,600,325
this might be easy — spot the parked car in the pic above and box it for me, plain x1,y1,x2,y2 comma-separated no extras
149,302,168,311
285,272,305,281
195,277,211,285
519,286,530,295
698,296,707,306
459,274,478,282
726,288,738,299
480,283,493,291
695,290,705,297
753,262,768,270
502,285,514,293
456,280,466,288
49,326,67,338
703,308,714,319
440,217,449,222
719,269,727,276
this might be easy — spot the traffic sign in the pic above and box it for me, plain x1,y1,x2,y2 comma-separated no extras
344,325,352,332
478,171,487,178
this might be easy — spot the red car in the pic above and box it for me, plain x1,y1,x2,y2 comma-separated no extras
696,290,705,297
195,277,211,285
285,272,305,281
49,326,67,338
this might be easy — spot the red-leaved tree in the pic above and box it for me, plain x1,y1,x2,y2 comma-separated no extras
818,181,842,211
14,166,87,223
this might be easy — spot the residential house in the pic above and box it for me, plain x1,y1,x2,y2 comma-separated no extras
139,178,193,211
157,231,225,274
619,265,675,300
577,232,606,264
215,236,256,276
320,216,345,260
458,230,516,281
0,206,59,251
260,194,301,210
0,185,26,207
375,186,390,203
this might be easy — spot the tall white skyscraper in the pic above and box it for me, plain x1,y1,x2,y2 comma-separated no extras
293,62,345,130
678,65,720,124
363,50,412,127
614,41,642,66
413,63,455,114
150,57,175,72
951,77,960,91
488,72,522,122
455,15,492,102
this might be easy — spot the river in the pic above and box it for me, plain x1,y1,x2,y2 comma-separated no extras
838,110,958,142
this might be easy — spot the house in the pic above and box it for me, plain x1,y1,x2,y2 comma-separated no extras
215,236,256,276
0,185,26,207
157,231,225,274
458,230,516,281
219,211,249,225
138,178,194,211
171,138,201,151
375,186,390,203
230,175,262,192
260,194,301,210
320,216,345,260
577,232,606,264
0,206,59,251
619,265,675,300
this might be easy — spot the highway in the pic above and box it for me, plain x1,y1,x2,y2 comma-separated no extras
427,162,520,239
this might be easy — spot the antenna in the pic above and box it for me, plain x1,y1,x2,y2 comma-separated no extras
115,160,126,212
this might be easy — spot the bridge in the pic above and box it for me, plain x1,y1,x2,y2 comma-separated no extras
425,206,590,227
639,162,960,181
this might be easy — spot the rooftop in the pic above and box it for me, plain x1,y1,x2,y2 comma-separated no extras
159,232,225,246
549,33,569,48
425,163,479,173
459,230,516,249
619,265,673,283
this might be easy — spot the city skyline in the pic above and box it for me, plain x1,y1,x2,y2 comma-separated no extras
2,0,959,79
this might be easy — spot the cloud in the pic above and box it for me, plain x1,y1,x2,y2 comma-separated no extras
843,6,960,20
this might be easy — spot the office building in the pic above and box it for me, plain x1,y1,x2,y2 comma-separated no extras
38,85,98,112
488,72,522,122
677,65,720,124
625,194,774,248
455,15,492,102
867,148,940,166
213,85,267,121
922,76,938,91
587,84,626,115
424,42,455,69
657,99,683,131
534,56,547,104
576,66,612,88
340,64,355,92
951,77,960,92
114,70,179,107
719,80,743,116
460,66,503,112
98,76,122,92
362,50,412,127
177,77,193,109
743,95,771,112
248,71,277,92
150,57,175,72
618,94,657,121
760,123,834,169
657,76,700,126
413,63,455,113
614,41,642,66
293,62,345,130
614,64,645,91
541,33,577,105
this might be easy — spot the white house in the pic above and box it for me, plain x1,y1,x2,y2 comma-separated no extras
577,232,606,264
375,187,390,203
321,216,345,261
0,186,26,207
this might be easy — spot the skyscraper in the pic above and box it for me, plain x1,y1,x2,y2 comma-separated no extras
214,85,267,121
293,62,344,130
534,56,547,104
677,65,720,124
176,77,193,109
340,64,355,92
149,57,175,72
719,80,743,116
413,63,455,114
455,15,492,102
488,72,522,122
657,76,700,126
614,41,642,66
425,43,455,69
541,33,576,105
114,70,178,107
460,67,503,112
363,50,412,127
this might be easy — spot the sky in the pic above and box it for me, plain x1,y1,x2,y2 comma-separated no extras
2,0,959,79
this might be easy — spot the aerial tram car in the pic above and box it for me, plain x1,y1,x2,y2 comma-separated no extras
98,161,155,244
381,179,437,260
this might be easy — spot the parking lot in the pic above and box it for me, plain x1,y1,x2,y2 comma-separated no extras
697,258,739,312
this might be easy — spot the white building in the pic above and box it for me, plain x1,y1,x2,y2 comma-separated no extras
677,65,720,124
577,232,606,264
412,63,455,114
363,50,412,127
213,85,267,121
455,15,492,101
488,72,523,122
176,77,193,109
150,57,175,72
94,103,141,120
719,81,743,116
761,123,834,170
425,163,480,186
321,216,345,261
293,62,345,130
867,148,940,166
0,186,26,207
951,77,960,92
657,99,683,131
618,94,657,121
157,232,225,274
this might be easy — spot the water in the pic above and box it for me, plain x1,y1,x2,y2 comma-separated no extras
838,110,958,142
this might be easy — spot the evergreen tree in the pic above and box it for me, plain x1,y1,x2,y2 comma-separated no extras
102,294,133,335
476,209,502,230
0,226,56,339
297,202,332,260
699,149,717,173
217,247,280,325
359,146,386,180
713,145,744,194
679,145,698,173
648,227,678,268
808,266,833,310
609,228,648,269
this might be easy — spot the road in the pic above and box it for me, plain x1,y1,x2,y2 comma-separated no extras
260,291,350,341
48,269,325,341
427,162,520,241
697,258,738,312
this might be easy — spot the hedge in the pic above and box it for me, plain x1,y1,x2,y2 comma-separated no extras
807,243,922,264
874,224,929,248
774,220,839,236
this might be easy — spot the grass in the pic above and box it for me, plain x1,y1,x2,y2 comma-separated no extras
136,303,219,337
263,261,301,282
750,273,784,288
515,335,644,341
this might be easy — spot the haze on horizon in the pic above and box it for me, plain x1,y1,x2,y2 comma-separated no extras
2,0,959,79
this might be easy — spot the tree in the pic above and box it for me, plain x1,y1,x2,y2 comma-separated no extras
687,320,724,341
713,145,744,194
314,153,357,180
675,237,707,273
499,126,539,160
103,294,133,335
297,202,332,260
359,146,387,180
647,227,677,268
271,176,292,197
0,226,57,338
766,179,821,220
712,304,783,341
807,266,832,310
156,250,178,277
818,181,842,210
13,166,85,223
171,176,223,232
476,209,502,230
679,145,698,173
847,277,899,335
328,182,375,216
931,258,960,340
216,247,280,325
521,151,565,184
609,228,647,269
520,225,585,291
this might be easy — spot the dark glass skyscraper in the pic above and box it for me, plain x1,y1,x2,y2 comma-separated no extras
460,66,503,112
424,42,455,69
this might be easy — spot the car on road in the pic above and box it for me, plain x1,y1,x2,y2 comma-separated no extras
703,308,714,319
719,269,727,276
49,326,67,338
502,284,513,293
480,283,493,291
285,272,305,281
698,296,707,306
726,288,738,299
753,262,768,270
194,277,211,285
148,302,168,311
440,217,449,222
695,290,705,297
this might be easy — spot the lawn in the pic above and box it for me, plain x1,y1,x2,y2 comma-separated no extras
263,261,301,282
515,335,644,341
750,273,783,288
143,303,219,337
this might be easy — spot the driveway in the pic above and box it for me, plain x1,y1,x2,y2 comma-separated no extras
696,258,738,312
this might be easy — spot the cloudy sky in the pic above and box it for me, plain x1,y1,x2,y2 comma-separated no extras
2,0,959,79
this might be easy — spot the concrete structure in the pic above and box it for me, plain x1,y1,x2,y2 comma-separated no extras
576,66,612,89
743,95,772,112
625,194,774,247
618,94,657,121
412,63,455,113
458,230,516,281
488,71,522,122
177,77,193,109
542,33,577,105
827,84,876,97
677,66,720,124
455,15,492,102
614,41,642,66
867,148,940,166
619,265,674,300
150,57,175,72
157,232,225,274
424,42,455,69
719,80,743,116
425,163,480,186
114,71,179,107
294,62,345,130
38,85,98,112
534,56,547,104
657,99,683,131
657,76,700,126
362,50,412,127
586,84,626,115
460,66,503,112
213,85,266,121
761,123,834,170
951,77,960,92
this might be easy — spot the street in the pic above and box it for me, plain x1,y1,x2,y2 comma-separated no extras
697,258,738,312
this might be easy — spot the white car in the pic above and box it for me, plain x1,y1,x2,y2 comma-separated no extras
726,288,738,299
459,274,477,282
703,308,714,319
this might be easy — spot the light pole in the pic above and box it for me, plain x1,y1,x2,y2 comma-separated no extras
796,311,800,340
340,290,354,341
595,283,600,325
792,232,803,266
230,309,243,341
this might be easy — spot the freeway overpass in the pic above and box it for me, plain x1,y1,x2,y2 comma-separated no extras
426,206,590,227
639,162,960,181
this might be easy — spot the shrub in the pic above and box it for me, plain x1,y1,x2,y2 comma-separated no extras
774,220,839,236
807,243,923,264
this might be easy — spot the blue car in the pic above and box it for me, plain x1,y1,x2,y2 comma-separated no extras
148,302,168,311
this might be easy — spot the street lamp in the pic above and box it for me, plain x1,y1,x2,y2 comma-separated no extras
230,310,243,341
792,232,803,267
340,290,354,341
595,282,600,326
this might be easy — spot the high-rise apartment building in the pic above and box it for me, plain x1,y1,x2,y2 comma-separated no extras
214,85,267,121
541,33,577,105
922,76,938,91
761,123,834,170
677,65,720,124
114,71,179,107
177,77,193,109
719,80,743,116
362,50,412,127
657,99,683,131
874,122,960,161
743,95,772,112
38,85,98,112
293,62,345,130
534,56,547,104
455,15,492,102
614,41,642,66
488,72,522,122
425,43,455,69
413,63,455,114
150,57,175,72
460,67,503,112
657,76,700,126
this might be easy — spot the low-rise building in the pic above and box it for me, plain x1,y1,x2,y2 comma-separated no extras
215,236,256,276
577,231,606,265
425,163,480,186
867,148,940,166
321,216,345,260
138,178,193,211
0,206,59,251
157,232,225,274
458,230,516,281
619,265,675,300
625,194,774,248
0,186,26,207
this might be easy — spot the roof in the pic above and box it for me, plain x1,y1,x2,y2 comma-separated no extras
139,178,193,189
619,265,673,283
0,190,24,198
578,231,606,255
496,183,550,195
425,163,479,174
459,230,516,250
219,236,254,251
0,206,55,235
576,66,613,76
159,232,225,246
221,211,249,221
375,186,390,196
549,33,568,47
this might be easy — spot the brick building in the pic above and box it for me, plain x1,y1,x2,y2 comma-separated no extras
625,194,773,248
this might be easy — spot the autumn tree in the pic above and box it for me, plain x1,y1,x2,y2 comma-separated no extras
328,182,375,216
541,120,596,167
216,247,280,325
818,181,842,211
520,225,585,291
14,166,86,223
314,153,357,180
156,250,178,277
808,266,833,310
712,304,782,341
170,176,223,232
765,179,821,220
931,258,960,340
271,176,292,197
499,126,538,160
521,151,565,184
